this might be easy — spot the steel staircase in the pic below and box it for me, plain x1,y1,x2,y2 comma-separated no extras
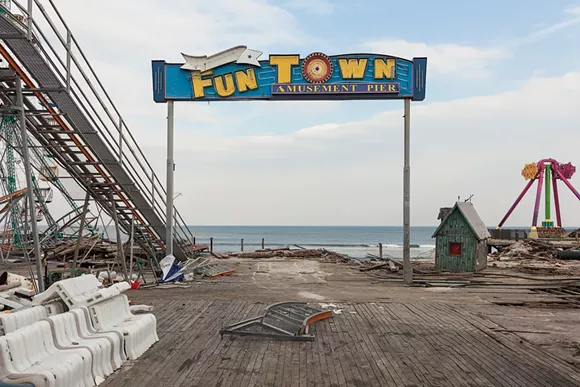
0,1,194,262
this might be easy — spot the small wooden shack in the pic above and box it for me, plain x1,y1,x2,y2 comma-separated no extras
432,202,490,272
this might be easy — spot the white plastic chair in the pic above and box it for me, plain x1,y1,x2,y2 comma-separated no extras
45,313,113,382
88,294,158,360
33,275,130,309
0,321,93,387
0,300,68,336
0,306,49,335
45,301,67,316
36,321,95,387
0,334,54,387
70,308,125,369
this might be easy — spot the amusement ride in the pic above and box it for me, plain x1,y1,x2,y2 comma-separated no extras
0,48,95,257
0,98,92,256
497,158,580,238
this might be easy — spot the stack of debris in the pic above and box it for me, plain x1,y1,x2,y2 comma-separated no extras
361,258,434,277
0,271,38,310
212,247,354,264
492,239,556,261
490,239,580,276
45,235,119,263
567,228,580,238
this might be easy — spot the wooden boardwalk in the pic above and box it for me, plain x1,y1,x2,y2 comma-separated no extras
103,299,580,387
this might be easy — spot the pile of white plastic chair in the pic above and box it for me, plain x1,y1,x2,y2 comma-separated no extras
0,274,159,387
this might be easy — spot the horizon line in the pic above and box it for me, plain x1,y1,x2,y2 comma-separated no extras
182,225,550,228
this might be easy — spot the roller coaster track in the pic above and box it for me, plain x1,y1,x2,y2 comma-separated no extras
0,1,195,261
0,114,96,249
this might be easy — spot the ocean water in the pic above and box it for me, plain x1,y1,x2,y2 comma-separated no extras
186,226,436,260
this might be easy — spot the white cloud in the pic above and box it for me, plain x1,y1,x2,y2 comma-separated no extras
363,39,507,79
284,0,335,15
507,6,580,47
295,123,341,138
29,0,337,132
27,1,580,228
363,6,580,80
136,71,580,226
49,0,307,58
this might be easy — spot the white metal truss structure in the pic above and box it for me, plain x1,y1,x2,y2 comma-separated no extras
0,1,195,264
0,112,100,251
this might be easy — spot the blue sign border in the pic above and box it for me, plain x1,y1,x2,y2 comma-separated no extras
152,53,427,102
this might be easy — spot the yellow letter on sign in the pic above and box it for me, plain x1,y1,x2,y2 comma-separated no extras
192,73,213,98
235,68,258,93
338,58,368,79
374,58,396,79
214,74,236,97
270,55,299,83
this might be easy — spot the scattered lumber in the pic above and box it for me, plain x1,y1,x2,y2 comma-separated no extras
45,235,114,261
365,253,430,274
254,246,290,253
212,247,355,264
211,252,230,259
360,262,390,272
44,236,146,263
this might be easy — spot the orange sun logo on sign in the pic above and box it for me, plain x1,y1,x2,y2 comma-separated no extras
301,52,333,83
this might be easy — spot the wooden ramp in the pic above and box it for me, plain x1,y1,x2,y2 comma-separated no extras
102,299,580,387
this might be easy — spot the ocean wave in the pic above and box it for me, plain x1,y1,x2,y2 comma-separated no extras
211,242,435,249
366,243,435,248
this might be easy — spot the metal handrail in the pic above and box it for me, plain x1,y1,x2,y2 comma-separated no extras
17,8,155,200
7,3,195,252
5,1,194,252
35,3,167,201
40,0,195,247
44,0,162,187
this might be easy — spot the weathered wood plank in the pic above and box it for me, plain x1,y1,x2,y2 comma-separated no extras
176,301,248,387
102,299,580,387
338,305,383,386
445,303,580,386
350,304,404,386
365,303,425,386
313,318,342,387
426,303,548,387
203,302,259,387
400,303,497,387
225,303,266,387
326,312,356,386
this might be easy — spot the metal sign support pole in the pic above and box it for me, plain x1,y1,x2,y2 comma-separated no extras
403,98,413,285
166,100,175,257
16,77,44,292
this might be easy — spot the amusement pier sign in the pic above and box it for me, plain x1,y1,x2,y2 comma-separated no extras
152,46,426,102
151,47,427,283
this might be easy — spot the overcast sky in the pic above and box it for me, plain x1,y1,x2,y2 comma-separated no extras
31,0,580,227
